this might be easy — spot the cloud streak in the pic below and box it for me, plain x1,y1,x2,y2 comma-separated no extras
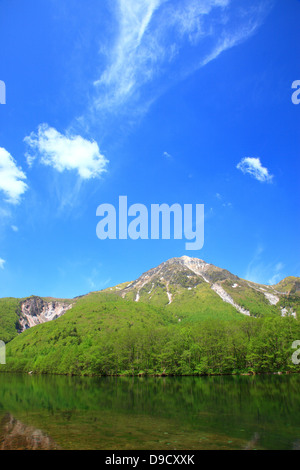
94,0,163,110
91,0,271,117
268,262,284,285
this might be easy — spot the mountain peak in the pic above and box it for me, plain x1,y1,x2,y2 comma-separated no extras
108,256,243,311
167,256,209,267
106,256,300,319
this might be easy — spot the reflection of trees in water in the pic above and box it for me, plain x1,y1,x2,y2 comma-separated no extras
0,374,299,449
0,413,59,450
2,374,300,420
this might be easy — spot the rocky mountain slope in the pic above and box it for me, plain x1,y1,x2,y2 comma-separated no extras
18,297,72,332
106,256,299,320
0,296,73,343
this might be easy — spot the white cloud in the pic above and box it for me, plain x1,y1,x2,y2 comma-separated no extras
0,148,28,204
11,225,19,232
0,258,5,269
92,0,271,114
237,157,273,183
24,124,108,179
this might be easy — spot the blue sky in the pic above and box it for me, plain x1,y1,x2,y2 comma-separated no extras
0,0,299,299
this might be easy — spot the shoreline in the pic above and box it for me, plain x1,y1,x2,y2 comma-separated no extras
0,369,299,378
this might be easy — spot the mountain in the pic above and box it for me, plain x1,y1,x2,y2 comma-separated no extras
106,256,299,320
0,257,299,345
1,257,300,377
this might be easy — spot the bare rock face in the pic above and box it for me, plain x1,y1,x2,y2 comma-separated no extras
18,296,72,332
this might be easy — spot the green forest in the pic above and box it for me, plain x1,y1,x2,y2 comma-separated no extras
2,291,300,377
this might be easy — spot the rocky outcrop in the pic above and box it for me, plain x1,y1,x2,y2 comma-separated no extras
18,296,72,332
263,292,280,305
0,413,59,450
281,307,296,318
211,283,250,316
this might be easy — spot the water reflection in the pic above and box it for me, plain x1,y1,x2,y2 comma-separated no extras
0,374,299,450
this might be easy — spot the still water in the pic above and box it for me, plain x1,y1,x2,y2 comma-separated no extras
0,373,299,450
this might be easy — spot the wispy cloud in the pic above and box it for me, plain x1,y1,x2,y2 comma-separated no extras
0,207,11,219
237,157,273,183
215,192,232,208
93,0,164,110
163,151,172,159
86,267,111,291
22,0,272,213
90,0,271,117
245,244,266,283
268,262,284,285
0,258,5,269
0,148,28,204
24,124,108,180
245,246,284,285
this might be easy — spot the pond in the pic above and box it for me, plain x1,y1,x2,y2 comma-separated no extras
0,373,299,450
